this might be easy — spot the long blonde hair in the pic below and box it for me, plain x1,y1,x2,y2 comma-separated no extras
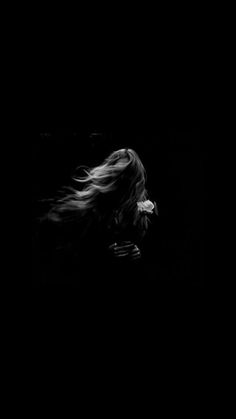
47,148,149,227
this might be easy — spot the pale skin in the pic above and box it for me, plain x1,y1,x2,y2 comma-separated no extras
108,241,141,261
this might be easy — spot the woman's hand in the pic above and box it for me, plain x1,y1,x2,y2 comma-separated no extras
108,241,141,261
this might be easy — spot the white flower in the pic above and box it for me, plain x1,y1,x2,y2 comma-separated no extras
137,200,155,214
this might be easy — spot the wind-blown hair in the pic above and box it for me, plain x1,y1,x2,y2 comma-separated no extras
46,148,149,229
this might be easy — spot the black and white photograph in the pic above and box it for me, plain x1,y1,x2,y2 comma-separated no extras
32,129,204,292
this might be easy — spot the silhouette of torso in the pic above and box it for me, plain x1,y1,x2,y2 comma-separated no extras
32,206,145,288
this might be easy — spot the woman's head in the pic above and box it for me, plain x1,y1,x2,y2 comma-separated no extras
92,148,146,198
48,148,148,222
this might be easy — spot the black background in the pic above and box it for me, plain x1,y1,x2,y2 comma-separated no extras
29,10,208,388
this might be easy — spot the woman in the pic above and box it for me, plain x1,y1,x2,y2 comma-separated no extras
33,148,158,287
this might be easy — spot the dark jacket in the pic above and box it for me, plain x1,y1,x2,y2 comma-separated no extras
32,207,147,288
